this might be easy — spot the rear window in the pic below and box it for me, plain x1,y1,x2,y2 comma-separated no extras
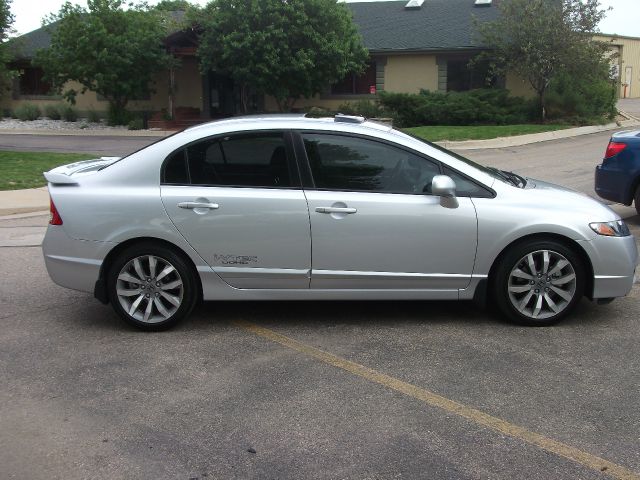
162,132,296,188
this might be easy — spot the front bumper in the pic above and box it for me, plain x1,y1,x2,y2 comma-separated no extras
579,233,638,299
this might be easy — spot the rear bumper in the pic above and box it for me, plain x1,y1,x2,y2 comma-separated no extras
42,225,114,294
594,164,633,205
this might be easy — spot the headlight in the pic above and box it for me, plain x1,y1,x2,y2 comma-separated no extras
589,220,631,237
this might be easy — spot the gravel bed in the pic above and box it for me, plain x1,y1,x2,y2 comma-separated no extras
0,117,129,131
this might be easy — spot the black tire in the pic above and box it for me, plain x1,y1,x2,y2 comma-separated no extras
635,185,640,216
107,242,198,331
493,239,585,326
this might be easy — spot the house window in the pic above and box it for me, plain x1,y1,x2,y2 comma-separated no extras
331,62,377,95
446,57,496,92
18,67,51,96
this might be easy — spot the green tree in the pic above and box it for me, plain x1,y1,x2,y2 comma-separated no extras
153,0,192,11
36,0,174,124
192,0,368,112
477,0,610,120
0,0,15,99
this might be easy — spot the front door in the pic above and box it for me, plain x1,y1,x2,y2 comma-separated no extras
161,131,311,289
298,132,478,290
208,73,237,117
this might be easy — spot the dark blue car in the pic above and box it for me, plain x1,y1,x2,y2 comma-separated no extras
595,130,640,215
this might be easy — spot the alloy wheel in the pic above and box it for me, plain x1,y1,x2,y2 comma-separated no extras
507,249,577,320
115,255,184,324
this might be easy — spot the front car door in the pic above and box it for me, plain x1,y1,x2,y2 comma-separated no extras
297,132,480,291
161,131,311,289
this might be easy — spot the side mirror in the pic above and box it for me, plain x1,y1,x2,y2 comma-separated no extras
431,175,458,208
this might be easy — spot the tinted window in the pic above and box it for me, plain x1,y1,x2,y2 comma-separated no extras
186,133,293,188
302,134,440,194
163,149,189,184
443,166,493,198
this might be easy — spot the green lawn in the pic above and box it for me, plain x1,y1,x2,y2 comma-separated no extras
0,151,95,190
404,124,572,142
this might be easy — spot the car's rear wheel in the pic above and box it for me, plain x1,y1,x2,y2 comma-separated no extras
107,243,198,331
493,240,585,326
634,185,640,216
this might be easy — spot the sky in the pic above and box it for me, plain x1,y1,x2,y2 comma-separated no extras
9,0,640,38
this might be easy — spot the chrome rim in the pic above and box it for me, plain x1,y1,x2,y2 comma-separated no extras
116,255,184,324
507,249,577,320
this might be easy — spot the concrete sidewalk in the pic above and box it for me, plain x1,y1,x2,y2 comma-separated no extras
1,115,639,217
0,187,49,216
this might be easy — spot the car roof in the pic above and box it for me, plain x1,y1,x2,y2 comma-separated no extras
183,114,394,135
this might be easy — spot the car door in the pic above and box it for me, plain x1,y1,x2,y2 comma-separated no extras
298,132,478,290
161,131,311,289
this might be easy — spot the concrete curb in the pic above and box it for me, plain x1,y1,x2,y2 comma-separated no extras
0,187,50,216
0,128,173,137
437,118,640,151
0,210,49,220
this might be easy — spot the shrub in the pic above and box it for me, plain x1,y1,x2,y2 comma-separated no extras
337,99,386,118
304,106,332,118
61,105,78,122
378,89,536,127
87,109,101,123
545,71,616,123
15,104,42,121
107,104,132,126
44,104,62,120
128,118,144,130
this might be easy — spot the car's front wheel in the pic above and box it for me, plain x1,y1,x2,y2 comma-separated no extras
493,240,585,326
107,243,198,331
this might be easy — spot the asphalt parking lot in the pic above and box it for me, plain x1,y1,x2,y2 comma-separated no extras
1,131,640,479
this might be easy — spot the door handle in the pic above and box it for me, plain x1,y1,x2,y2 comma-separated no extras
315,206,357,214
178,202,219,210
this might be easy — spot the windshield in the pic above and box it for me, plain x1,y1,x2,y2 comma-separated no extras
399,131,523,186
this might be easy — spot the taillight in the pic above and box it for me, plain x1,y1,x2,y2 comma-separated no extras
604,141,627,159
49,197,63,225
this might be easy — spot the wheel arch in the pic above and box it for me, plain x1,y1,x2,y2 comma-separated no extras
94,237,203,304
486,232,595,301
628,174,640,205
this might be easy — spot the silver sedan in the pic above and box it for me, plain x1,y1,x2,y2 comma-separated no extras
42,115,638,330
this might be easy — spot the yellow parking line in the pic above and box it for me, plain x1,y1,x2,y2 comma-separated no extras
233,319,640,480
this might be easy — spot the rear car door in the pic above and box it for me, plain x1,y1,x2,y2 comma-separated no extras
161,131,311,289
297,132,479,291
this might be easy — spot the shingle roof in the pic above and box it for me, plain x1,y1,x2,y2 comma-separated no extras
9,1,499,60
348,0,500,52
8,22,57,60
8,10,188,60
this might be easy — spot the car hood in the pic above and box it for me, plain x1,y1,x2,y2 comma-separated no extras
43,157,121,184
523,177,620,221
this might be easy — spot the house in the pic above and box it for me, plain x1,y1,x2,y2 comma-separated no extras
595,34,640,99
4,0,639,125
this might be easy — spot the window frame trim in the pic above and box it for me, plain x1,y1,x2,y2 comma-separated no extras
160,129,303,190
292,130,495,198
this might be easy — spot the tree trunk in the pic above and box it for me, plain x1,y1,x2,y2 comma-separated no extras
240,83,249,114
107,97,129,126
